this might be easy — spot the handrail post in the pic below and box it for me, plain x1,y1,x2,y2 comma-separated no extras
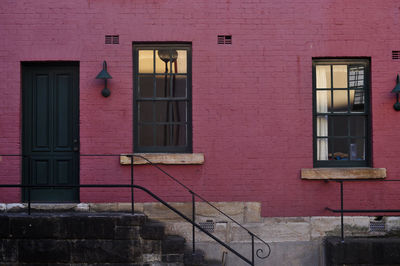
27,155,31,215
130,155,134,214
340,180,344,242
251,233,255,266
191,191,196,254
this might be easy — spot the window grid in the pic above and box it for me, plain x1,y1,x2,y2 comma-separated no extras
134,44,192,153
313,59,370,167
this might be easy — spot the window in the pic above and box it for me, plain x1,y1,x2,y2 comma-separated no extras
133,44,192,153
313,59,370,167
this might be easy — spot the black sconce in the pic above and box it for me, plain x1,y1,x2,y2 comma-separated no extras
392,74,400,111
96,61,112,97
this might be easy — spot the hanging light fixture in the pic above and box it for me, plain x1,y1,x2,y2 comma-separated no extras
391,74,400,111
96,61,112,97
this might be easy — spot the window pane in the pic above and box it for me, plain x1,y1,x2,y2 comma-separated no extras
350,90,365,112
156,49,177,74
317,138,328,160
155,101,187,122
176,50,187,74
349,116,365,137
316,91,331,113
316,116,328,136
332,90,348,112
155,124,186,146
350,139,365,160
138,50,154,73
138,102,153,122
155,102,168,122
316,65,331,88
156,75,171,98
174,75,187,97
139,125,153,146
331,116,348,136
138,76,154,98
333,139,348,160
349,66,365,89
333,65,347,88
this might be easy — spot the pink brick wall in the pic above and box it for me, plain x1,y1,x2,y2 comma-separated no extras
1,0,400,216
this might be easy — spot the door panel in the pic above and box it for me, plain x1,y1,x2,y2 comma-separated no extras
22,62,79,202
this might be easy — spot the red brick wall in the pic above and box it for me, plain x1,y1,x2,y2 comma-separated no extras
0,0,400,216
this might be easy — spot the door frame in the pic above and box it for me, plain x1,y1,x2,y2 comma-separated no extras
21,61,80,202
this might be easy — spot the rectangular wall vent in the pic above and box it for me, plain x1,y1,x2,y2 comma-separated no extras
392,51,400,60
105,35,119,44
369,220,385,232
218,35,232,45
199,220,215,233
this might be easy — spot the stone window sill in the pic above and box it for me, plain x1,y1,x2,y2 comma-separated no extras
301,168,386,180
120,153,204,165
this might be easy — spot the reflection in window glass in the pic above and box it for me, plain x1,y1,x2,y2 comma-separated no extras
316,66,331,89
138,50,153,73
332,90,348,112
333,65,347,88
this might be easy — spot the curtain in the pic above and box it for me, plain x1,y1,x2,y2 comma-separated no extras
316,66,329,160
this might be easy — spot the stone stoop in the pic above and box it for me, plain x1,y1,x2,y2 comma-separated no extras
0,212,199,265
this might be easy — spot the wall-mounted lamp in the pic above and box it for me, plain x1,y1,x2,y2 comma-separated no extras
96,61,112,97
392,74,400,111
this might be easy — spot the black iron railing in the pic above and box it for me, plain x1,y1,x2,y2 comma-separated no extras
326,179,400,242
0,154,271,266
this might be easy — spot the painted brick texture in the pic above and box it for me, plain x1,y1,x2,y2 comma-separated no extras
0,0,400,217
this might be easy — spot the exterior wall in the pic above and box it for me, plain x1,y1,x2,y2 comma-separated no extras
0,0,400,217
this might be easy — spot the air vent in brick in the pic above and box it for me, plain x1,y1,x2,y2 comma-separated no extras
218,35,232,45
105,35,119,44
392,51,400,60
199,220,215,233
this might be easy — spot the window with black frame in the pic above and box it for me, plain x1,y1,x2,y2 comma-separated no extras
133,44,192,153
313,59,370,167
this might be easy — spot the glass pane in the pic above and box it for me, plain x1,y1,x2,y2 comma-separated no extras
138,102,153,122
155,101,168,122
138,50,154,73
316,116,328,137
333,139,348,160
350,90,365,112
174,75,187,97
331,116,348,136
156,75,171,98
317,138,329,160
316,65,331,88
316,91,331,113
156,49,177,74
349,65,365,89
176,50,187,73
171,101,187,122
139,125,153,146
333,65,347,88
138,76,154,98
350,139,365,160
155,124,186,146
332,90,348,112
349,116,365,137
155,101,187,122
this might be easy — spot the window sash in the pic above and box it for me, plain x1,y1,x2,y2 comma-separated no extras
133,44,192,153
312,59,370,167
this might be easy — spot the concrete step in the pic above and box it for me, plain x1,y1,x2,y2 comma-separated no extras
0,212,191,264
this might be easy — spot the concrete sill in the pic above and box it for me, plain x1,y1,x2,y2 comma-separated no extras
301,168,386,180
120,153,204,165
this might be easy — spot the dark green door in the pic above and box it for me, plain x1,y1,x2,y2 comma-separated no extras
22,62,79,202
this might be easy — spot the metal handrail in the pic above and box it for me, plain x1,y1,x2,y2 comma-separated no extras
325,179,400,242
0,154,271,265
